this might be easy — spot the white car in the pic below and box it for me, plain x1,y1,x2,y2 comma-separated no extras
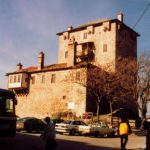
79,121,116,137
55,120,87,135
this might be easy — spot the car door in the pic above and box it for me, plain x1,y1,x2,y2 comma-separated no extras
25,119,35,132
71,121,80,132
37,119,45,131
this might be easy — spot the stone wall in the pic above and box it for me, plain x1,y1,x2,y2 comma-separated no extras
16,69,87,118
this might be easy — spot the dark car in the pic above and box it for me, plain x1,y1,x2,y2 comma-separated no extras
16,117,46,133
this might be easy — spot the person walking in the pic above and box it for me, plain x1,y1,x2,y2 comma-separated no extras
119,117,131,150
40,116,57,150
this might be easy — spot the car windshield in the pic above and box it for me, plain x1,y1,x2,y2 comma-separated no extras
80,121,87,126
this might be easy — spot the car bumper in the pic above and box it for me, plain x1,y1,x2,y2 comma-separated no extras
56,128,71,133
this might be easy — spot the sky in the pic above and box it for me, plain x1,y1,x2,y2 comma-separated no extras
0,0,150,88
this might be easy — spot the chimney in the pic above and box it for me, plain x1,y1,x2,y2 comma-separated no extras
67,26,73,31
17,63,23,71
38,51,44,70
117,11,123,22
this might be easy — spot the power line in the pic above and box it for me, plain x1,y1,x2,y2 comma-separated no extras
133,2,150,29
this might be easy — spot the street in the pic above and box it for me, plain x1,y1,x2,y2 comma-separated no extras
0,133,146,150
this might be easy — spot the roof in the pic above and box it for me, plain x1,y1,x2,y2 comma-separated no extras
57,19,139,36
6,62,93,75
6,63,68,75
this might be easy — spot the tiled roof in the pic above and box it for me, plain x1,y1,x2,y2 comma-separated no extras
22,66,37,71
6,62,92,75
22,63,68,73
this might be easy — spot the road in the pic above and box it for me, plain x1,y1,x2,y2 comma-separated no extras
0,133,146,150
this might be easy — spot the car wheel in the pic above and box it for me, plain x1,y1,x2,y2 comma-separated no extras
26,129,32,133
94,131,99,138
57,132,63,134
16,129,21,132
36,130,39,133
109,131,115,137
69,129,76,136
102,133,108,138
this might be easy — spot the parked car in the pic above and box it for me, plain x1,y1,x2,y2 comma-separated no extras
16,117,46,133
55,120,87,135
90,121,117,137
51,118,64,125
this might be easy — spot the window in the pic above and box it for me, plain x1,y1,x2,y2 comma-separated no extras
31,76,35,84
6,99,13,112
9,75,13,83
83,32,87,39
14,75,17,83
103,44,107,52
65,51,68,59
76,71,80,81
63,96,66,100
41,75,45,83
51,74,56,83
17,74,21,82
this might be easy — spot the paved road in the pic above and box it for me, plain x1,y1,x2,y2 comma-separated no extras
0,133,146,150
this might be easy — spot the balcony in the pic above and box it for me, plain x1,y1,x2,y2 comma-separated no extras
76,42,95,63
8,73,29,90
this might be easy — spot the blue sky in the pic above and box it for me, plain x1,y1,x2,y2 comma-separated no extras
0,0,150,88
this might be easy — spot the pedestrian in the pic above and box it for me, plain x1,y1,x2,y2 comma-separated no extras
40,116,57,150
118,117,131,150
143,120,150,150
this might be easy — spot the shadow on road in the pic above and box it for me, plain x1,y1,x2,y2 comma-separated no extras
0,133,144,150
56,138,120,150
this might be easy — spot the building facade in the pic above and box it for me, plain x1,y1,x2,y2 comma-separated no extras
6,12,139,118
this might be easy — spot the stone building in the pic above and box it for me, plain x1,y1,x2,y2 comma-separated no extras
6,12,139,118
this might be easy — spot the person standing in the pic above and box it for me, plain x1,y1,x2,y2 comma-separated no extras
144,120,150,150
40,116,57,150
119,117,131,150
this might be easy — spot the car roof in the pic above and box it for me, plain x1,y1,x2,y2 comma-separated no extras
17,117,39,121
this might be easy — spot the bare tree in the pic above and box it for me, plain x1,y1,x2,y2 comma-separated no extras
86,65,107,121
137,53,150,129
117,53,150,129
67,63,121,122
102,67,121,125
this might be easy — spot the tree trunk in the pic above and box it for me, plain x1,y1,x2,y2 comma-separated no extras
96,102,100,121
139,101,147,130
140,110,146,130
109,101,113,126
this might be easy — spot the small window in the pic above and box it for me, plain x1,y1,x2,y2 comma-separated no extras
83,32,87,39
31,76,35,84
63,96,66,100
17,74,21,82
103,44,107,52
65,51,68,59
6,99,13,112
14,75,17,83
9,75,13,83
51,74,56,83
41,75,45,83
76,71,80,81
